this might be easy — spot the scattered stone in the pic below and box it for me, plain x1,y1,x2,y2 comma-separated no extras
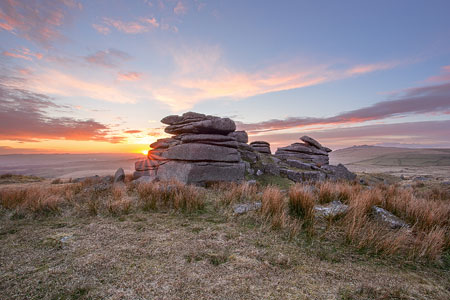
114,168,125,183
256,169,263,176
314,200,349,218
134,175,157,184
233,202,262,215
247,180,257,185
371,206,410,229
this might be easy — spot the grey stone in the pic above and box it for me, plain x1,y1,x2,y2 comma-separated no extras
277,143,328,155
250,141,270,146
300,136,324,150
286,160,317,170
164,113,236,135
314,200,349,218
256,169,263,176
275,152,329,166
133,170,157,179
135,159,164,171
114,168,125,183
228,131,248,143
233,202,262,215
156,161,245,185
371,206,410,229
251,145,271,154
247,180,257,185
161,143,240,162
322,164,356,181
150,138,180,149
280,169,325,182
181,134,236,143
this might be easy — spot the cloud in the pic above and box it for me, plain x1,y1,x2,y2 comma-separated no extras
124,130,142,134
92,23,110,35
2,47,43,61
95,17,160,35
426,65,450,83
117,71,142,81
0,83,123,143
27,69,136,104
174,1,188,15
150,45,401,110
253,120,450,150
84,48,131,68
0,0,82,47
238,81,450,133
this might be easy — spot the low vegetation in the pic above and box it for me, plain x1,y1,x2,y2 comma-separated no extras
0,176,449,299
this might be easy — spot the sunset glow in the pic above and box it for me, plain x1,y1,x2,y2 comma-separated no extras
1,0,450,154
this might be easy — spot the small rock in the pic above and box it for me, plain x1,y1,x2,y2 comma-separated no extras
247,180,257,185
371,206,410,229
256,170,263,176
114,168,125,183
314,200,349,218
134,176,157,184
233,202,262,215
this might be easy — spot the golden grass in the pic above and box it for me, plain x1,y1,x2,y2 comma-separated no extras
288,184,315,222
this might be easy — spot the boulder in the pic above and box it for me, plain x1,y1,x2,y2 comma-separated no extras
300,136,324,150
161,143,241,162
163,112,236,135
371,206,410,229
321,164,356,181
156,161,245,185
314,200,349,218
114,168,125,183
250,141,271,154
150,138,180,149
228,131,248,143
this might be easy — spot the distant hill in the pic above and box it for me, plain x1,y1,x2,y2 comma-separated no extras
330,145,450,167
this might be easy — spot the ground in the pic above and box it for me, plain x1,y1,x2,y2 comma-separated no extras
0,180,449,300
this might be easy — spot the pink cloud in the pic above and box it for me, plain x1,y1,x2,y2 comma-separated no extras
2,48,43,61
174,1,188,15
426,65,450,83
124,130,142,134
117,71,142,81
92,23,110,35
0,0,82,47
237,81,450,133
346,61,399,75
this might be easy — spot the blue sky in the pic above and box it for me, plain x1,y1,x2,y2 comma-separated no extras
1,0,450,153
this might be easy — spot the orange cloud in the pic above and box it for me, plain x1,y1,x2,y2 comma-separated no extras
92,23,110,34
117,72,142,81
346,62,397,75
96,17,160,35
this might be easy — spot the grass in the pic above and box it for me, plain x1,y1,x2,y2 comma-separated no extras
0,177,449,299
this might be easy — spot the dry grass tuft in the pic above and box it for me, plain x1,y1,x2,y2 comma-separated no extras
260,186,286,229
137,180,205,213
217,182,259,206
288,184,315,223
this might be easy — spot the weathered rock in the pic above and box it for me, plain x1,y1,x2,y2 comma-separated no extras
250,141,271,154
300,136,324,150
371,206,410,229
150,138,180,149
163,112,236,135
135,159,164,171
314,200,349,218
280,169,325,182
321,164,356,181
228,131,248,143
275,152,329,166
133,170,157,179
114,168,125,183
285,160,318,170
156,161,245,185
277,143,328,155
233,202,262,215
161,143,240,162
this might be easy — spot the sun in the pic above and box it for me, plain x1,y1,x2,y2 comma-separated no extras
141,150,148,156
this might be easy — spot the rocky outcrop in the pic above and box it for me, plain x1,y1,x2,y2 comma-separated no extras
133,113,356,185
134,112,245,185
250,141,271,154
275,136,330,167
371,206,410,229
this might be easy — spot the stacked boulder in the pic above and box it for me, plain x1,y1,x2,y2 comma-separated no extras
250,141,271,154
275,136,331,167
229,131,258,163
134,112,245,185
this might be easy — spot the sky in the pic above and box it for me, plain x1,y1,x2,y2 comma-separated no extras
1,0,450,155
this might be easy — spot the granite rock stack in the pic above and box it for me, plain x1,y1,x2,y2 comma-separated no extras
275,136,332,167
134,112,245,185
